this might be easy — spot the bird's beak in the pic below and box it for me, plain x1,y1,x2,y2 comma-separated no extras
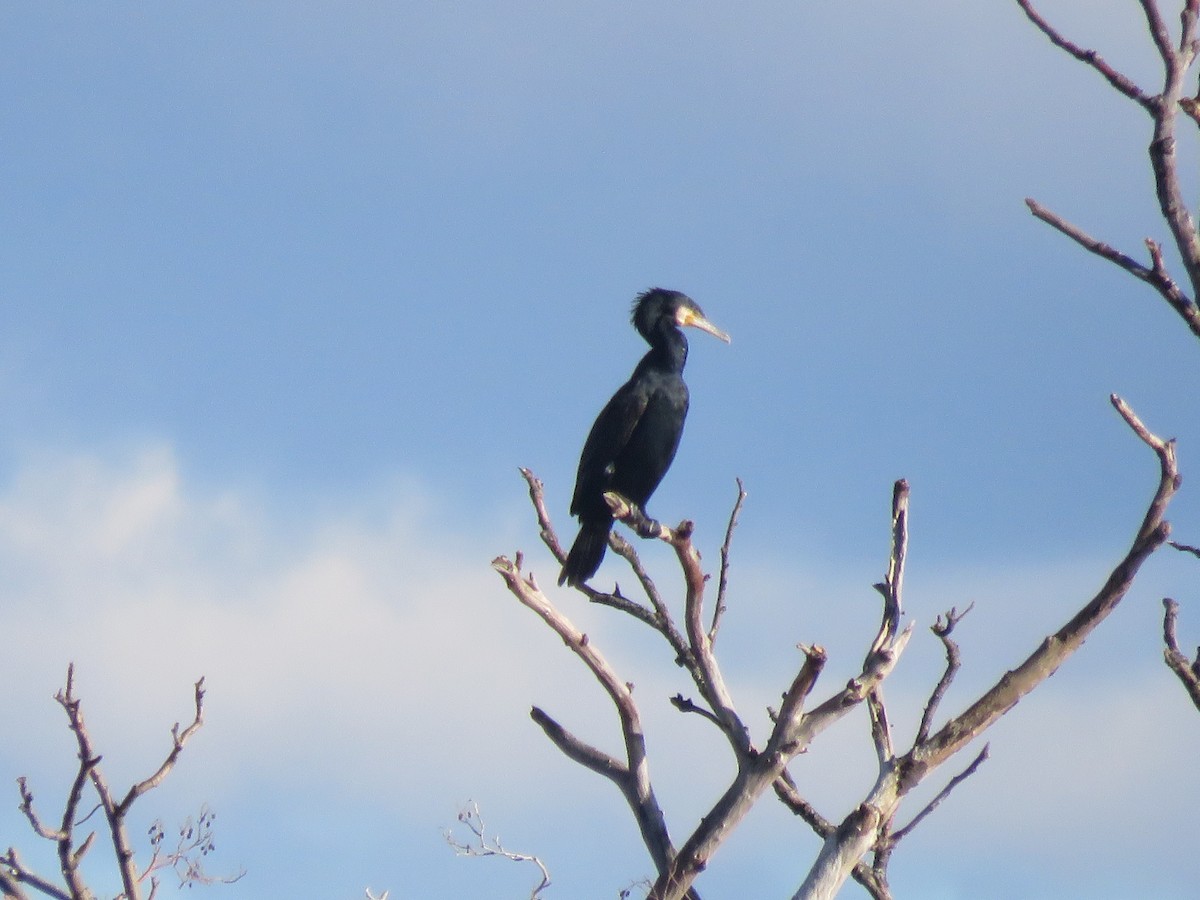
680,308,731,343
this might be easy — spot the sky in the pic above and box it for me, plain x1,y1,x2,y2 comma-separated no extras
2,2,1200,898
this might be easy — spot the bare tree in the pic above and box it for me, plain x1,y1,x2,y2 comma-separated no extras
476,6,1200,896
490,395,1177,900
1,664,241,900
1013,0,1200,706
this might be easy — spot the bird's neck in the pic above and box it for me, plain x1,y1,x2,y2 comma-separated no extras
643,326,689,374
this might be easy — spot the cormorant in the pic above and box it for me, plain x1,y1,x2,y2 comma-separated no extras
558,288,730,587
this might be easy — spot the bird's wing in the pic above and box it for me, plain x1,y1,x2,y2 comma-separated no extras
569,379,651,517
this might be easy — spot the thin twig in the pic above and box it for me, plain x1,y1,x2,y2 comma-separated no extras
1026,198,1153,279
1168,539,1200,558
446,802,552,900
604,530,693,663
138,806,243,892
120,678,205,812
1024,200,1200,335
669,694,722,728
915,604,974,745
0,848,65,900
1014,0,1152,109
519,467,566,564
710,478,747,643
15,779,61,843
891,745,990,842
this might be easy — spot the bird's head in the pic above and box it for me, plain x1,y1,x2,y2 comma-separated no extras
631,288,731,344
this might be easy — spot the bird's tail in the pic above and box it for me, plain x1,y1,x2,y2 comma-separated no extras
558,520,613,586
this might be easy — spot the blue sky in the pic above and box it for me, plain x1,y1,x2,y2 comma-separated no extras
2,2,1199,898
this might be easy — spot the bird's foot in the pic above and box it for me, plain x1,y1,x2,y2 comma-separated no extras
633,513,663,539
603,492,669,540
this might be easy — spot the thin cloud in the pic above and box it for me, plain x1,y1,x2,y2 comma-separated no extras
3,439,1198,898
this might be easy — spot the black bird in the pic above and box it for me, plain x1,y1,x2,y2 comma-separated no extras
559,288,730,587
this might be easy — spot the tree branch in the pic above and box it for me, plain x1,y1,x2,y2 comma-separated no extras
508,400,1176,900
518,468,700,685
518,467,567,564
48,667,101,900
735,486,910,900
529,707,627,779
1162,598,1200,710
710,479,747,644
0,863,31,900
57,667,140,900
605,493,753,758
793,396,1178,900
865,481,910,767
1138,0,1200,298
915,604,973,745
0,848,65,900
510,475,915,900
1023,200,1200,338
1014,0,1153,109
15,780,62,844
1016,0,1200,339
651,645,828,900
911,396,1176,777
491,555,681,883
119,678,205,813
9,666,214,900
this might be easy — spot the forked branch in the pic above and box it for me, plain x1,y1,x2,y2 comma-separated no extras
610,483,915,900
910,396,1176,776
490,554,681,883
1016,0,1200,340
6,666,216,900
499,474,914,900
499,392,1176,900
791,395,1179,900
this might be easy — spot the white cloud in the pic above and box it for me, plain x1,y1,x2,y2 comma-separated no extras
0,443,573,798
3,439,1198,898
